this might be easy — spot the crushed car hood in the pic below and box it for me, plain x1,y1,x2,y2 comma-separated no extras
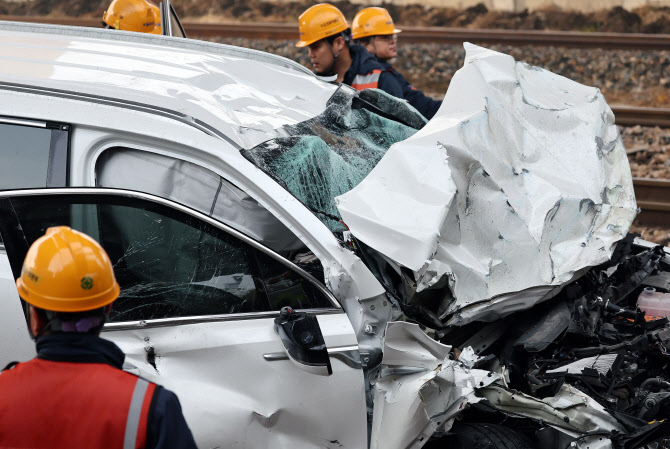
336,43,638,324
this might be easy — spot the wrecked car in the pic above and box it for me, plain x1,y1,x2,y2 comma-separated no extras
0,19,669,449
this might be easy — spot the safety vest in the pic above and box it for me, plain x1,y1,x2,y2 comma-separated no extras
351,69,382,90
0,358,156,449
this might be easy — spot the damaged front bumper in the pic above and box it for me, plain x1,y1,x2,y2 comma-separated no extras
371,240,670,449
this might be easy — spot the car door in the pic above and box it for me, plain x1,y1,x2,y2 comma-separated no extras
0,188,368,449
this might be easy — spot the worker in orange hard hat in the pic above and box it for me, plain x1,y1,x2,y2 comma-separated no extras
102,0,161,34
297,3,403,97
0,226,196,449
352,7,442,120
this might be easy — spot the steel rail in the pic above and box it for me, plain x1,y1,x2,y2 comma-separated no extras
2,16,670,50
613,107,670,128
633,178,670,227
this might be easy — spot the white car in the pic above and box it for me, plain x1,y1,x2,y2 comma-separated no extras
0,19,669,449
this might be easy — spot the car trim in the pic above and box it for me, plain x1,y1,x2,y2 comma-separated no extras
0,187,343,311
263,345,362,369
0,81,242,150
103,308,344,331
0,116,47,128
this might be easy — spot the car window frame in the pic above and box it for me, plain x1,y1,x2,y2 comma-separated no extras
94,145,310,256
0,188,342,331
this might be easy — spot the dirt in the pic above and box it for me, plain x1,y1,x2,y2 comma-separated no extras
3,0,670,34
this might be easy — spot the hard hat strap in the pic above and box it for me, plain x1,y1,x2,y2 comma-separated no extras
326,38,342,63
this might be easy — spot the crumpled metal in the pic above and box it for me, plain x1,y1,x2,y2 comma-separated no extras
370,322,499,449
336,43,637,324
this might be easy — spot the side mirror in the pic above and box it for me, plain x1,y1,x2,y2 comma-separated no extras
274,307,332,376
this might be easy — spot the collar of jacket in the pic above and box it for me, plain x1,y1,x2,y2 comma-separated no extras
36,333,125,368
375,58,394,71
344,44,385,85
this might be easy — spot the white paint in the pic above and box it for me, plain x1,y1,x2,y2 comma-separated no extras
0,21,334,149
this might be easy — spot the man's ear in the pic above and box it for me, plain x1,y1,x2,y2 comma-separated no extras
28,306,45,338
104,304,113,315
333,35,346,52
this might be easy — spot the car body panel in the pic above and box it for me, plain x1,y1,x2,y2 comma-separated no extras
106,313,367,449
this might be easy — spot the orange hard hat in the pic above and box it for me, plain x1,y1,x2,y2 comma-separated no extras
351,7,402,40
149,2,162,35
296,3,349,48
16,226,120,313
102,0,159,34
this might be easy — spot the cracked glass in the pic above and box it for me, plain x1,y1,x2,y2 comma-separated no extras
242,87,423,231
5,194,334,321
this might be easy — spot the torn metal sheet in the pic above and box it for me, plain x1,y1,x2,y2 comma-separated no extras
336,43,637,324
546,354,620,376
479,383,626,436
370,322,499,449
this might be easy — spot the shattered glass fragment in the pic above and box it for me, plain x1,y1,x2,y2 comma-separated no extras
242,87,419,231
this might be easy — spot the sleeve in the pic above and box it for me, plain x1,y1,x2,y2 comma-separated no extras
403,86,442,120
376,70,404,100
147,386,198,449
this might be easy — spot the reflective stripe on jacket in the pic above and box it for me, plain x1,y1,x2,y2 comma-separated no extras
351,69,382,90
0,358,156,449
343,44,403,98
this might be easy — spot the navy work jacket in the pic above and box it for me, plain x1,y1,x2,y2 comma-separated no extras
377,59,442,120
343,44,404,99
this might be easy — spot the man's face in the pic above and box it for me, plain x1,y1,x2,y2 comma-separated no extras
307,39,335,75
372,34,398,60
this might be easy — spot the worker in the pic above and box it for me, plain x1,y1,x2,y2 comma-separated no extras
296,3,403,97
102,0,161,34
352,7,442,120
0,226,197,449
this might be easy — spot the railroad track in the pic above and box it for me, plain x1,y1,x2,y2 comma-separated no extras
2,16,670,50
633,178,670,227
613,107,670,128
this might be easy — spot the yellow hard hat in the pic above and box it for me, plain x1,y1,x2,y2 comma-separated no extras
102,0,158,34
296,3,349,48
149,2,162,35
351,7,402,40
16,226,120,313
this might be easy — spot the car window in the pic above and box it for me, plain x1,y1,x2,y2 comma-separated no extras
0,193,335,322
0,119,69,191
95,148,307,255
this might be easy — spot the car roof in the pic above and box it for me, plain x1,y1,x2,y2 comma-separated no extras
0,21,337,149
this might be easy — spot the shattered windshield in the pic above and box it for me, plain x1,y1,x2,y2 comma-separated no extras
242,87,425,231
